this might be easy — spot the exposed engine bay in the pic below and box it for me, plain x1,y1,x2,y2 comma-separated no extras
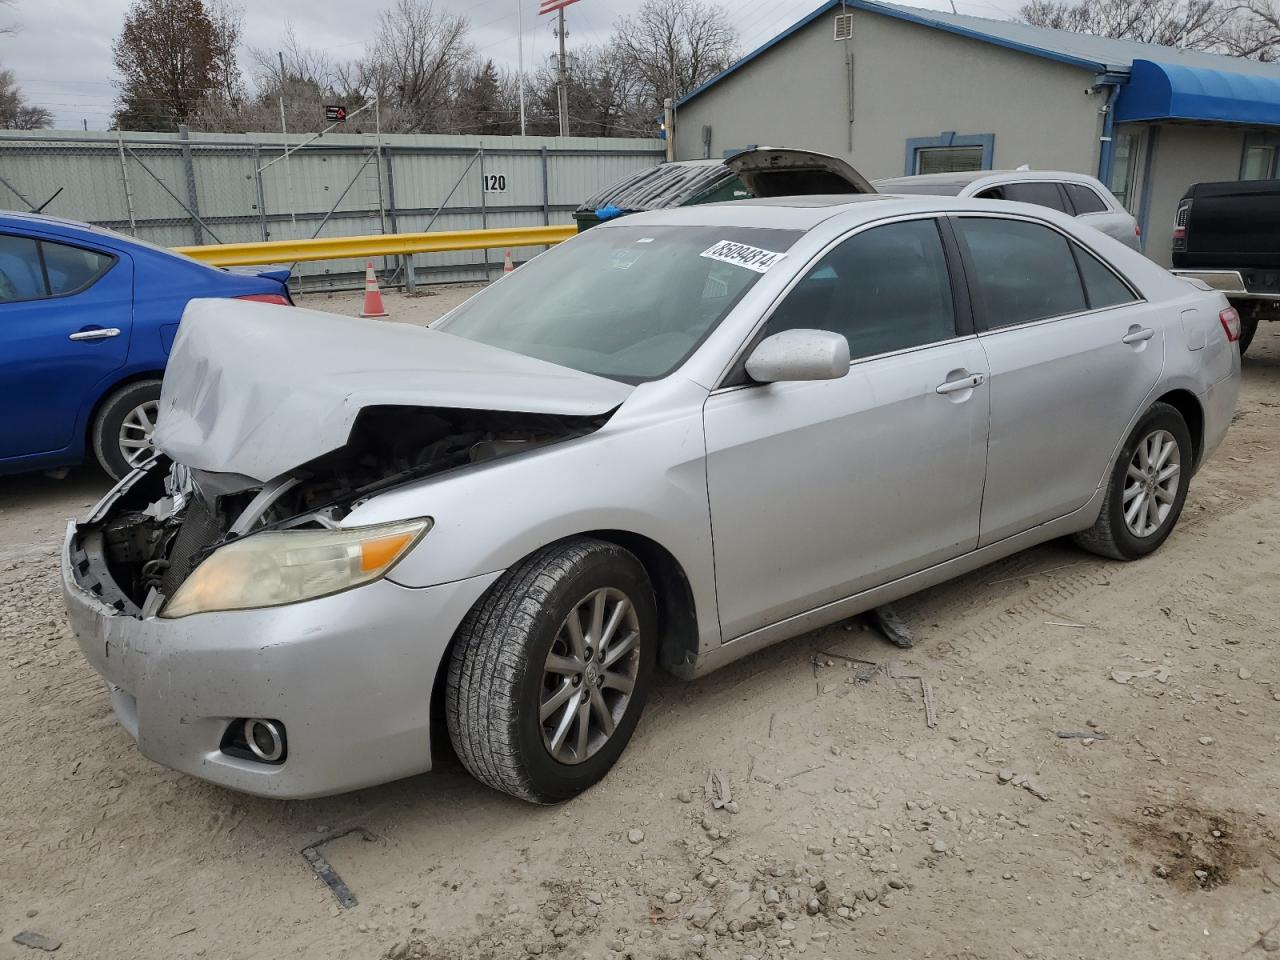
70,406,609,617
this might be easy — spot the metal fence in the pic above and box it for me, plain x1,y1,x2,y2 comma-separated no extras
0,128,665,291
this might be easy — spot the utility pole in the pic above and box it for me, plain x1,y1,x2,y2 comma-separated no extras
517,0,527,136
278,50,297,233
663,99,675,162
556,7,569,137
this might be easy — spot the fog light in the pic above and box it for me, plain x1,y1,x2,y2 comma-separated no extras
243,718,286,763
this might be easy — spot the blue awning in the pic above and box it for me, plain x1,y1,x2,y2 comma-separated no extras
1116,58,1280,126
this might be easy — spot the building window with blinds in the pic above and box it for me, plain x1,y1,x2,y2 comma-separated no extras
903,132,994,176
915,145,985,174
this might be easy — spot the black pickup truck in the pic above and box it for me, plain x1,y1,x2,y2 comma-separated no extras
1171,179,1280,355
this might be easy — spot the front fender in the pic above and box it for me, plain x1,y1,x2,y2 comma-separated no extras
343,378,722,654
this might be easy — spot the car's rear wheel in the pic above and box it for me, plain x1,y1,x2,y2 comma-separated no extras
1074,401,1193,561
445,537,656,803
91,379,162,480
1238,315,1258,356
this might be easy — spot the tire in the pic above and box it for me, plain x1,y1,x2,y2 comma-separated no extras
1074,401,1193,561
1238,315,1258,356
445,537,657,803
91,379,162,480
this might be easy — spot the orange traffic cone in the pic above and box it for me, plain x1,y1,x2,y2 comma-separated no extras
360,261,388,318
503,249,514,274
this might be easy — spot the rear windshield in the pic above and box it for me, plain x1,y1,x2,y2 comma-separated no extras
435,224,802,383
874,178,969,197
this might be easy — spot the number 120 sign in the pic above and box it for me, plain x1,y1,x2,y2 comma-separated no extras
483,173,508,193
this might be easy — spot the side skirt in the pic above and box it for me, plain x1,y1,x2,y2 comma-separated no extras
674,484,1106,680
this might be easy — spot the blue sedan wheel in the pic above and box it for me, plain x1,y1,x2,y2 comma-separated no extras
90,379,163,480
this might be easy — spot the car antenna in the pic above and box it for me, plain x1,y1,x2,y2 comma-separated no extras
30,187,64,214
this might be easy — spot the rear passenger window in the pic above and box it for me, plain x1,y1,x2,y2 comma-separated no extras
41,241,113,295
767,219,956,359
1001,182,1070,213
0,235,46,302
1074,245,1136,308
955,217,1086,328
1064,183,1107,214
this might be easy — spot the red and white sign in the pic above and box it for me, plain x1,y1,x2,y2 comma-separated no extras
539,0,580,15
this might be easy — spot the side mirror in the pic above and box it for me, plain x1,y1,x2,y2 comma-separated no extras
745,329,850,383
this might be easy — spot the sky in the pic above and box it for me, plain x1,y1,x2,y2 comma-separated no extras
3,0,1020,131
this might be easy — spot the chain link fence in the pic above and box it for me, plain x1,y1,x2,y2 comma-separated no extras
0,129,665,292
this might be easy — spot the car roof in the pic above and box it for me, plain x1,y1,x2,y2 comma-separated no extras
594,192,1110,234
0,210,98,234
875,169,1103,189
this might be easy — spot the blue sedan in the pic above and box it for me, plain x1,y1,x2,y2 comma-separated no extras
0,212,292,479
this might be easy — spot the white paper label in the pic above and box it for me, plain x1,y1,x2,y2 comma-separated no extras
699,239,786,273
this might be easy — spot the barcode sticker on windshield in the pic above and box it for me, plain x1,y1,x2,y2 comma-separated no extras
700,240,786,273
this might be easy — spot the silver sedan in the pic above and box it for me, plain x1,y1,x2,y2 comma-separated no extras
62,194,1240,802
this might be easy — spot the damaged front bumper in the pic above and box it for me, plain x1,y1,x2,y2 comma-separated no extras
61,478,501,799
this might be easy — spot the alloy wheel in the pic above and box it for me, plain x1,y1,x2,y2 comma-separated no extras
118,399,160,469
539,587,641,765
1122,428,1181,538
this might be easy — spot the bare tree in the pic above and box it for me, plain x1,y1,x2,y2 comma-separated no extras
208,0,246,106
249,26,338,93
611,0,737,111
0,0,50,128
0,67,51,128
362,0,472,133
1019,0,1279,59
1217,0,1280,59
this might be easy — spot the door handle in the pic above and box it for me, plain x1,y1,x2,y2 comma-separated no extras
1121,326,1154,344
936,372,986,395
68,327,121,341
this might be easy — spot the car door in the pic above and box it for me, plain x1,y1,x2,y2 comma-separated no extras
703,216,990,640
950,214,1164,546
0,233,133,461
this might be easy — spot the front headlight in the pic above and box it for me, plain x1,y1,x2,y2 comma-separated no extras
161,518,431,618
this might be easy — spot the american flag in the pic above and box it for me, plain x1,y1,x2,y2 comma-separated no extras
539,0,580,15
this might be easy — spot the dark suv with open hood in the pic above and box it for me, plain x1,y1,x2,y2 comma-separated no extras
574,147,876,230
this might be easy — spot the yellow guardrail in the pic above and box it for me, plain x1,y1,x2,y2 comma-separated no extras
173,224,579,267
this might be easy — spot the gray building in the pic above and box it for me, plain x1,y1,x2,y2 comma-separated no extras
671,0,1280,265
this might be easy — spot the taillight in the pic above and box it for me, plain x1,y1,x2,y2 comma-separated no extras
1220,306,1242,342
236,293,291,306
1135,223,1142,237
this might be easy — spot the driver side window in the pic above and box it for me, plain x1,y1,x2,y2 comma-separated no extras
765,218,958,360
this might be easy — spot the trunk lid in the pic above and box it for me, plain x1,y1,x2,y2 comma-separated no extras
153,299,633,482
225,265,292,285
724,147,876,198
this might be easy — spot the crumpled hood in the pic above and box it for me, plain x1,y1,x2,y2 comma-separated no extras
153,298,633,482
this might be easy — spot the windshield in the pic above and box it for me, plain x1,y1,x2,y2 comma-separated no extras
435,224,802,382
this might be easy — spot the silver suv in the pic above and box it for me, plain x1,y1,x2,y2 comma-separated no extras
875,170,1141,251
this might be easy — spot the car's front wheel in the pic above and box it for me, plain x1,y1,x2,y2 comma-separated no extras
1074,401,1193,560
445,537,657,803
91,379,163,480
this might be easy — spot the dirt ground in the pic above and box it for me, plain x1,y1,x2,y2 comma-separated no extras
2,294,1279,960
